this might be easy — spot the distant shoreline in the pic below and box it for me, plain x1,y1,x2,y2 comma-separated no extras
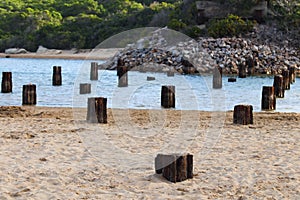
1,47,299,77
0,48,121,60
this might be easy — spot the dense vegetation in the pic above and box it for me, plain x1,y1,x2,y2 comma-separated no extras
0,0,298,51
208,14,255,38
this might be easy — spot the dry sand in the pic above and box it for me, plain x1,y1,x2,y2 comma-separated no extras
0,106,299,199
0,48,121,60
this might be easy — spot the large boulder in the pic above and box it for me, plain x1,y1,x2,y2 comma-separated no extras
5,48,28,54
36,45,62,54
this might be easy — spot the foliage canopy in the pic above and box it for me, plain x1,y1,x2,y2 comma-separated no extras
0,0,298,51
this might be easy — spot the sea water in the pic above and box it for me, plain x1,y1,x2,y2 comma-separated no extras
0,58,299,112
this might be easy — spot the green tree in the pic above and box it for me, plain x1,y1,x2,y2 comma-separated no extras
102,0,143,16
53,0,105,17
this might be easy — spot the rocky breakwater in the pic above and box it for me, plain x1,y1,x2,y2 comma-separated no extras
201,37,299,75
100,40,215,74
99,37,299,75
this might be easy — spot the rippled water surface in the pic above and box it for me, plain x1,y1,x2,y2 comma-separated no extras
1,58,299,112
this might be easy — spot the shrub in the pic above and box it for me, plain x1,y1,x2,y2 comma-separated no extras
207,14,255,38
183,26,204,38
168,19,187,31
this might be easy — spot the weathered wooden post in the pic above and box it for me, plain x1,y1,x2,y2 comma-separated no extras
79,83,91,94
161,85,175,108
289,66,296,84
90,62,98,80
238,62,247,78
167,71,175,77
213,66,222,89
86,97,107,123
147,76,155,81
261,86,276,110
233,105,253,125
1,72,12,93
22,84,37,105
117,59,128,87
246,55,255,75
228,77,237,82
155,153,193,183
273,75,284,98
52,66,62,86
282,69,290,90
117,66,128,87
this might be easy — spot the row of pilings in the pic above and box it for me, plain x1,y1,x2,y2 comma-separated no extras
0,61,298,184
1,62,297,108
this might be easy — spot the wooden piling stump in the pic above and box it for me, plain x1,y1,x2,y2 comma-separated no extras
238,62,247,78
117,66,128,87
86,97,107,123
155,153,193,183
147,76,155,81
117,59,128,87
289,66,296,84
282,70,290,90
261,86,276,110
79,83,91,94
22,84,37,105
186,154,193,179
213,66,222,89
246,56,255,75
167,71,175,77
52,66,62,86
161,85,175,108
155,154,174,174
90,62,98,80
228,77,236,82
233,105,253,125
162,155,177,183
273,75,284,98
1,72,12,93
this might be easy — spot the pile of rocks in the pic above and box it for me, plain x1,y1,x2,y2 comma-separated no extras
199,37,299,74
102,43,213,74
99,28,299,75
105,48,185,72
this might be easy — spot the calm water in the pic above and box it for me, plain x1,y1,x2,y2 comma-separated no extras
1,58,299,112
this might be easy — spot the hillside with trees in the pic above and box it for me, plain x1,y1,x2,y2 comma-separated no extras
0,0,298,51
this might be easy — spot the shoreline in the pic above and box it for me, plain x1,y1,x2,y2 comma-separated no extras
2,104,300,113
1,48,299,76
1,105,300,116
0,48,122,60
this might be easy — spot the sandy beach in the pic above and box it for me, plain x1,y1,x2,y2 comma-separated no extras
0,106,299,199
0,48,121,60
0,48,299,199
